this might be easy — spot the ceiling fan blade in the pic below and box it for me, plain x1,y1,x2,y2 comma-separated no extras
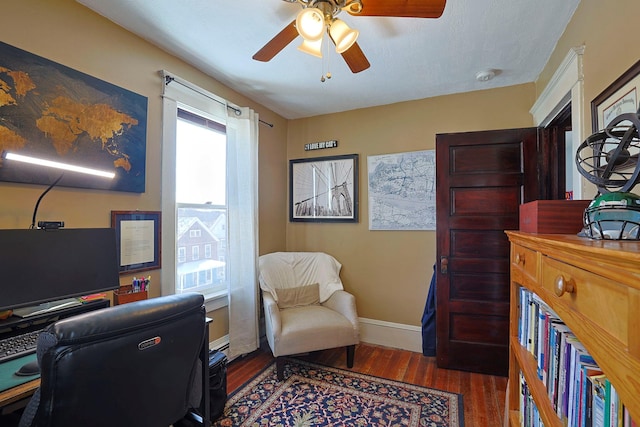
253,20,298,62
351,0,446,18
340,42,370,73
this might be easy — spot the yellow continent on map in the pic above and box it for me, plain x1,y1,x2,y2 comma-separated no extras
0,66,137,172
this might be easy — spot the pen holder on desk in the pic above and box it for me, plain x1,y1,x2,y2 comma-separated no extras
113,285,148,305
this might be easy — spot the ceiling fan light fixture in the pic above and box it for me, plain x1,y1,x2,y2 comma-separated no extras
329,18,359,53
296,7,325,42
297,38,323,58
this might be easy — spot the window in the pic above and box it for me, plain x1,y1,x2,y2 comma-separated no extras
178,247,186,263
174,108,227,297
161,72,260,358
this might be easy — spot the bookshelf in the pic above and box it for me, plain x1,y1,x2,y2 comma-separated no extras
506,231,640,426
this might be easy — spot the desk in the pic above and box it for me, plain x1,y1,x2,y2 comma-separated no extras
0,355,39,417
0,379,38,412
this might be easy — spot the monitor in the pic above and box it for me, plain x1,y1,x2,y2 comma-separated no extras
0,228,120,312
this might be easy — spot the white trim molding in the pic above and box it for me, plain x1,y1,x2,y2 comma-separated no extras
530,46,585,126
358,317,423,353
209,335,229,355
530,46,586,200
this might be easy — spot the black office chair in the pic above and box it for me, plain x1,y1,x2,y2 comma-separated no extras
19,293,208,427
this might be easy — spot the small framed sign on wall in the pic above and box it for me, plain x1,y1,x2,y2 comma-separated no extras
289,154,358,223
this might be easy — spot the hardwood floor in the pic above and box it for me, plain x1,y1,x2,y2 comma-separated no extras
226,342,508,427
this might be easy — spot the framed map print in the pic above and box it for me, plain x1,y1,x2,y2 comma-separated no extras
367,150,436,230
0,41,148,193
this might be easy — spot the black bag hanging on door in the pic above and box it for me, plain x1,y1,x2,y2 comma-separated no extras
208,350,228,421
421,264,437,356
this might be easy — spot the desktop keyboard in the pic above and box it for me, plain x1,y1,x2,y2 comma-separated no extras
0,329,42,364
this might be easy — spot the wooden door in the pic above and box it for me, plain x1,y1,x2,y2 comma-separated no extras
435,128,540,376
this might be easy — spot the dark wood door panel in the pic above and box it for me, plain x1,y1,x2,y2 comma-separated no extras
445,341,509,376
449,313,509,345
448,174,524,187
447,216,520,230
450,143,524,174
450,272,510,302
451,230,510,258
449,301,510,318
447,257,509,274
451,187,521,216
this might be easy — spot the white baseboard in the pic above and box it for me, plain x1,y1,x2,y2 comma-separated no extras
211,318,424,357
209,335,229,356
358,317,423,353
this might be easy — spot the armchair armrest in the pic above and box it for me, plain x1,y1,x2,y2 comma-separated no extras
322,290,359,331
262,291,282,346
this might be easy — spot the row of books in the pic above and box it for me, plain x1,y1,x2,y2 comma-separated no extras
518,287,637,427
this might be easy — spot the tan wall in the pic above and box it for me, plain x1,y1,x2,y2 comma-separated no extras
0,0,288,341
286,84,536,325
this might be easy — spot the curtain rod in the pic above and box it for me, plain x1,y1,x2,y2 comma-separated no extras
164,76,274,128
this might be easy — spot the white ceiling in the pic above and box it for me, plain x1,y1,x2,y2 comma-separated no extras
76,0,581,120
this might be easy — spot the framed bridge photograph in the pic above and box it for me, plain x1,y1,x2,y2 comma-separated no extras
289,154,359,223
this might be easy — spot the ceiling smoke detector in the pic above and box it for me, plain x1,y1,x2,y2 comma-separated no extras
476,69,496,82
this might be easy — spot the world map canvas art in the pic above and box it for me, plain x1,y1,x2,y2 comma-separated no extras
0,41,147,193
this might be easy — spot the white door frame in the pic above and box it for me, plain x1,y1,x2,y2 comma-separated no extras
530,46,585,200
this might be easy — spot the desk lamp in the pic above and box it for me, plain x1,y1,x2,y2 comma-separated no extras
2,151,115,229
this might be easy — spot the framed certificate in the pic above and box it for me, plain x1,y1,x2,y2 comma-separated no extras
111,211,161,274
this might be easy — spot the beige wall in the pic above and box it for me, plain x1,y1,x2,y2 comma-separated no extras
0,0,288,341
287,84,536,325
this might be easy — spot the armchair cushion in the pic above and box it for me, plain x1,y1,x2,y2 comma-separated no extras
275,283,320,309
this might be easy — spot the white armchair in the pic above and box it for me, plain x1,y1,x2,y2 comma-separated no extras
258,252,360,380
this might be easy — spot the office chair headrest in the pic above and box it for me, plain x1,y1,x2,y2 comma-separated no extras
49,293,204,343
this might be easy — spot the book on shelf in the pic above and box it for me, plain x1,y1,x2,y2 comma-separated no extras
517,287,639,427
592,374,607,427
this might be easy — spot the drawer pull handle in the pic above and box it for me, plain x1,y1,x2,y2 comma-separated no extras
554,275,575,297
515,253,524,265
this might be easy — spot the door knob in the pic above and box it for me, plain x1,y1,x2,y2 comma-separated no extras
440,256,448,274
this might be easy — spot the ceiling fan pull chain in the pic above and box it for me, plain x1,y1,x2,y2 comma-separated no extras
321,32,332,82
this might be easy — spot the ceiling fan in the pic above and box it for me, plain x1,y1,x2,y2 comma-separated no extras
253,0,447,74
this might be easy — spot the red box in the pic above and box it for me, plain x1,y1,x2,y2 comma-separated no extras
519,200,591,234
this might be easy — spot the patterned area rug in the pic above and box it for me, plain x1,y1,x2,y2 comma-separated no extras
214,358,464,427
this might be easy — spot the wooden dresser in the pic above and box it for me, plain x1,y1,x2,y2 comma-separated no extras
506,231,640,426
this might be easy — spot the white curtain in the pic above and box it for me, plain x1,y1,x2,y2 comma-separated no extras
226,106,260,360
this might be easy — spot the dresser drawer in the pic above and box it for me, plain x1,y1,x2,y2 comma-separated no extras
511,244,538,286
541,255,629,347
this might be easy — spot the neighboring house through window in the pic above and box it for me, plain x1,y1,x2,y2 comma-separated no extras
174,109,227,297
